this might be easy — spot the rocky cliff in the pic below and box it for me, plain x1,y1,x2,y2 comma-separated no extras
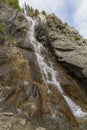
0,1,87,130
35,14,87,92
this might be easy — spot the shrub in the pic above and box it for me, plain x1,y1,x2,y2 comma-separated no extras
0,23,5,34
75,36,81,41
7,0,21,11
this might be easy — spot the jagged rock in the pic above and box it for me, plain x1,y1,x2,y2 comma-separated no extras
35,14,87,92
47,15,87,80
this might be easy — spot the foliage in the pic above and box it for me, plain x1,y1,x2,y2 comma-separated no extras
22,3,39,17
75,36,81,41
41,10,46,15
0,0,3,2
7,0,21,11
0,23,5,34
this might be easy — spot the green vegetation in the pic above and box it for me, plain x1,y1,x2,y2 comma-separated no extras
6,35,15,44
0,0,4,2
75,35,81,41
0,0,21,11
22,3,40,17
0,23,5,34
22,3,46,17
7,0,21,11
23,4,35,17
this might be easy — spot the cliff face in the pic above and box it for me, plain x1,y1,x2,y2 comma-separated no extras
36,14,87,92
0,1,87,130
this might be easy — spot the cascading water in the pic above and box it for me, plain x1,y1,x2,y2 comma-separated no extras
26,15,87,119
64,95,87,118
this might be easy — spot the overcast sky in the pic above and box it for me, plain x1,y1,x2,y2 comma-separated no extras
19,0,87,38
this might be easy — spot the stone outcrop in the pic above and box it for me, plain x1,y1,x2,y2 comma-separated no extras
0,1,87,130
35,14,87,92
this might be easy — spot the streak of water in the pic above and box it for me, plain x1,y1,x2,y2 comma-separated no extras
64,95,87,118
26,15,87,119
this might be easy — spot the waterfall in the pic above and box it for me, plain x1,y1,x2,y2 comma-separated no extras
26,15,87,119
64,96,87,118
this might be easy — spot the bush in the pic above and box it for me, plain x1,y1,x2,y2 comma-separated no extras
7,0,21,10
75,36,81,41
0,23,5,34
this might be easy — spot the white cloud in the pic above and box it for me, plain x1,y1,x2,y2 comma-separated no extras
73,0,87,38
19,0,66,15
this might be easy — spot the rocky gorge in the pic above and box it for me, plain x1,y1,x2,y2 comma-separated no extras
0,0,87,130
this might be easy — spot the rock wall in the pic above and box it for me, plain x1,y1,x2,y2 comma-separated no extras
35,14,87,92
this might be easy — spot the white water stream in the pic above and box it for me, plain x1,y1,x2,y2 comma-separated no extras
26,15,87,119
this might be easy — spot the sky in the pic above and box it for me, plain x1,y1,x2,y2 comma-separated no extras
19,0,87,38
